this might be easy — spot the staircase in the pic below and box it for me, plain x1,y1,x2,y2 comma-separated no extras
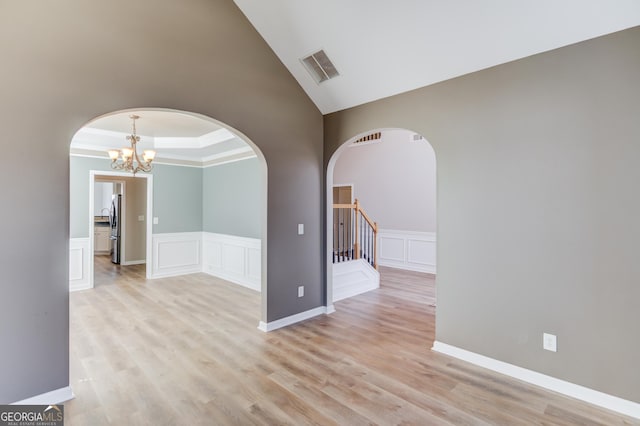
332,199,380,302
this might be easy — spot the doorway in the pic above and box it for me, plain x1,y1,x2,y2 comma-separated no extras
89,171,152,288
332,184,354,262
326,128,437,308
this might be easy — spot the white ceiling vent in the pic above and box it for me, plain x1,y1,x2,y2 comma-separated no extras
301,50,339,84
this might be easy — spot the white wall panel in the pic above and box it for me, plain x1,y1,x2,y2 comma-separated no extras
152,233,202,278
203,233,261,292
69,238,91,291
378,229,436,274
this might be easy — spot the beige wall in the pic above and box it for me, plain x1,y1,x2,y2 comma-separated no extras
0,0,323,404
123,177,147,263
325,27,640,403
332,129,436,232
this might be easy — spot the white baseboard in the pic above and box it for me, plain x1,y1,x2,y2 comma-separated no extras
121,259,146,266
378,229,436,274
69,238,91,292
202,232,261,292
150,232,202,279
11,386,75,405
332,259,379,302
432,341,640,420
258,306,330,332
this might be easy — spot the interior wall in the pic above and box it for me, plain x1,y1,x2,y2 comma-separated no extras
203,157,261,239
324,27,640,403
0,0,322,404
333,129,436,232
123,176,147,263
70,157,203,238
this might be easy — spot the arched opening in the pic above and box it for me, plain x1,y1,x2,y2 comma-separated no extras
326,128,436,309
69,108,268,322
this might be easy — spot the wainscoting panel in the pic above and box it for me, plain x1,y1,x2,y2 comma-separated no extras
69,238,91,291
203,233,261,292
151,232,202,278
377,229,436,274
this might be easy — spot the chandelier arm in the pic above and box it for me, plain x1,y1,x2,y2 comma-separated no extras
105,115,153,175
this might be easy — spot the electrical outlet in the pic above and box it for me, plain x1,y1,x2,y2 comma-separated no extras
543,333,557,352
153,217,159,225
298,286,304,298
138,215,144,221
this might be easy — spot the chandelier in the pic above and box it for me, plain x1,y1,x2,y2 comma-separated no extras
108,115,156,175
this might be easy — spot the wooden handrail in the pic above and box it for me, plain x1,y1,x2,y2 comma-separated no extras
359,207,376,229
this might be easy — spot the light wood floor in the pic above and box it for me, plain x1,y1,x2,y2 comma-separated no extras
67,258,637,425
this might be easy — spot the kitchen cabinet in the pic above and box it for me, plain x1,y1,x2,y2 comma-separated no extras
94,182,114,217
94,226,111,254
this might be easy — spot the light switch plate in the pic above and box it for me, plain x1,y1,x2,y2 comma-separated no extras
153,217,159,225
298,224,304,235
138,215,144,221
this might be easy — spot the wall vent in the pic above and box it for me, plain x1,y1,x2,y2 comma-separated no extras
301,50,340,84
350,132,382,147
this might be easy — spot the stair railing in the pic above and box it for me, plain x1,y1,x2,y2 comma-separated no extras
332,199,378,269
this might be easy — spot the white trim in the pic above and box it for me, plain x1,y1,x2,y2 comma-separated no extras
332,259,379,302
87,170,153,285
69,238,91,292
377,229,436,274
332,183,355,203
201,146,253,162
121,259,146,266
202,232,261,292
432,341,640,420
202,154,257,168
150,232,202,279
258,306,330,332
11,386,75,405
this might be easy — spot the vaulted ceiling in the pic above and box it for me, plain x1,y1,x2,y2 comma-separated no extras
233,0,640,114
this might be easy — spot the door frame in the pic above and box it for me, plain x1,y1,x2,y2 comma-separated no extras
88,170,153,288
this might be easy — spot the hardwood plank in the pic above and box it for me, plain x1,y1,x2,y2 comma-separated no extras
65,258,639,425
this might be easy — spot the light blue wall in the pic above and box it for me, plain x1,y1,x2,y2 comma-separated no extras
71,156,261,239
70,156,203,237
151,164,203,234
203,158,261,239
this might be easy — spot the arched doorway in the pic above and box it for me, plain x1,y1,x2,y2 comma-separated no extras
326,128,436,308
69,108,268,322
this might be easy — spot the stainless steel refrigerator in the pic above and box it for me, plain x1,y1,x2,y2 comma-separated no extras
109,194,122,264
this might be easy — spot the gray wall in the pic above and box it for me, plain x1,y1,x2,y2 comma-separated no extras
0,0,322,404
203,158,261,239
70,157,203,238
325,27,640,403
333,129,436,232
